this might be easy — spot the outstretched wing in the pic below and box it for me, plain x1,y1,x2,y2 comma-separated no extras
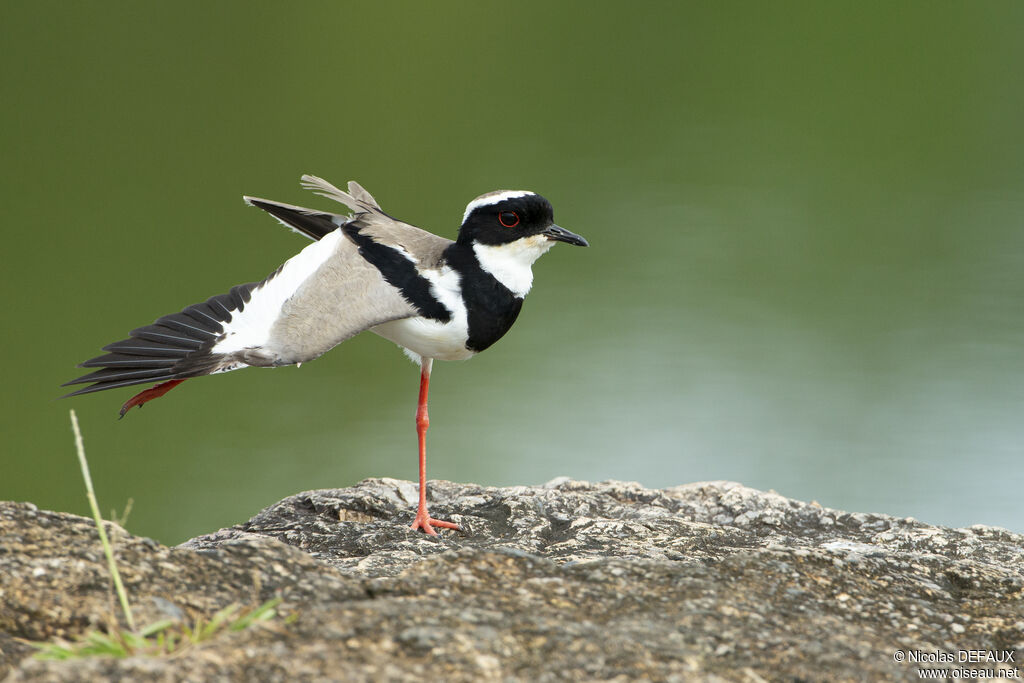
63,175,452,405
61,283,260,398
62,230,418,398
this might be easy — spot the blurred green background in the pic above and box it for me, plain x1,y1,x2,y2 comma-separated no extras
2,2,1022,544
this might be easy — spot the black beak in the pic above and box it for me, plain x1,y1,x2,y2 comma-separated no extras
542,224,589,247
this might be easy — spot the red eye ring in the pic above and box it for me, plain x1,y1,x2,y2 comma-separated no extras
498,211,520,228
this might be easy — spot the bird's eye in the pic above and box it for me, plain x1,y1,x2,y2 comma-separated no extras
498,211,520,228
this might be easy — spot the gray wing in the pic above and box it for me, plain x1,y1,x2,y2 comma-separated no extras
62,175,451,401
247,230,419,364
232,176,454,364
61,233,419,398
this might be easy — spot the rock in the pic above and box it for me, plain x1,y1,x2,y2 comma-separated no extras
2,479,1023,681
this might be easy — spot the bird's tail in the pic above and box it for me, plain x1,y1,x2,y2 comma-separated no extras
300,175,381,213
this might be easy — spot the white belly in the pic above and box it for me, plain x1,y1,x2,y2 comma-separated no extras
371,317,476,361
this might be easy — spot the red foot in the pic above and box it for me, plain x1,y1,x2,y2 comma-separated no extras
119,379,185,418
410,507,461,536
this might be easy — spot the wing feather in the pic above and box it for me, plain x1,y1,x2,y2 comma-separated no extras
64,174,450,404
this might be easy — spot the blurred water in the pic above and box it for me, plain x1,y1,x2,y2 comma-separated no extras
2,2,1022,543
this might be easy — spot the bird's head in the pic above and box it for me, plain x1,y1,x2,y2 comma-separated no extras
457,191,588,250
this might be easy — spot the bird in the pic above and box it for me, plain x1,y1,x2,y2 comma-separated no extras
62,175,588,535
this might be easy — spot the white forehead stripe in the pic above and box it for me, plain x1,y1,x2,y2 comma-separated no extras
462,190,535,225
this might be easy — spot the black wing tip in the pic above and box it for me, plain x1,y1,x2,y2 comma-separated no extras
247,198,338,241
60,372,181,394
60,382,124,399
63,271,256,402
60,384,106,399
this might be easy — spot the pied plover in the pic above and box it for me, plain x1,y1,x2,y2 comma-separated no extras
63,175,588,534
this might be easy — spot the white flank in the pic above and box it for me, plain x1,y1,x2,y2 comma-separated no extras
462,190,535,225
371,264,474,361
212,230,344,355
472,235,554,297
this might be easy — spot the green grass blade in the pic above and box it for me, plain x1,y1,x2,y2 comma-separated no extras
199,604,240,640
69,409,136,633
139,619,176,638
231,598,282,631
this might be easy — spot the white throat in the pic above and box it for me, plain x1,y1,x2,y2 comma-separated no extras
472,236,554,298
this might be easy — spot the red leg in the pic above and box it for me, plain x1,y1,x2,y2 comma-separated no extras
409,358,460,535
119,379,186,418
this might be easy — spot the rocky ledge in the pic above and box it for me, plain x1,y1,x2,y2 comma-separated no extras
2,479,1023,681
